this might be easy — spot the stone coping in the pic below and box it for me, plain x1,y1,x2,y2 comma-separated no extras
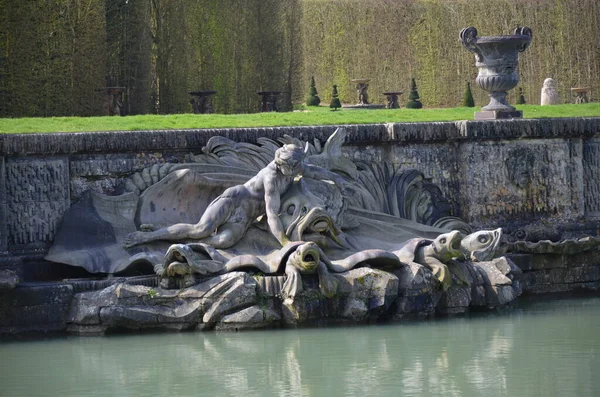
1,117,599,156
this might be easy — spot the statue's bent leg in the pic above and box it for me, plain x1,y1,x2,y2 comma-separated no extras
123,197,235,247
124,223,206,247
200,222,247,249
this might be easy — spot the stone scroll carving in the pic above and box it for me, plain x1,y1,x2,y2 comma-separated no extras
47,128,506,304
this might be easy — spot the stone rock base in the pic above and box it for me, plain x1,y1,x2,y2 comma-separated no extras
0,283,73,334
0,270,19,290
48,258,522,335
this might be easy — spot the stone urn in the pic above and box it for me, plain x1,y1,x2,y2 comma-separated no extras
460,26,532,119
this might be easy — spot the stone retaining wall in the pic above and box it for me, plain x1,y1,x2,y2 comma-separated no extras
2,118,600,335
1,118,600,280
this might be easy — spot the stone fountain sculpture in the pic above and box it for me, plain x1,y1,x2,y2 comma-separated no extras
47,128,522,332
344,79,385,109
460,26,532,120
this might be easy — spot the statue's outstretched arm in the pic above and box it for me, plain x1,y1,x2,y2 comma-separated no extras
264,180,289,246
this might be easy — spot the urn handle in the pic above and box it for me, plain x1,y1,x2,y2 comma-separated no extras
514,26,532,52
459,27,482,60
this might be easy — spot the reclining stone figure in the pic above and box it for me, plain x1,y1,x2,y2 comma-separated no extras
124,144,350,249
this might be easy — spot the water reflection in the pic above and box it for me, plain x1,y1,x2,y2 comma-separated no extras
1,296,599,397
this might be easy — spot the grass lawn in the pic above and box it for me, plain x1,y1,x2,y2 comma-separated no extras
0,103,598,134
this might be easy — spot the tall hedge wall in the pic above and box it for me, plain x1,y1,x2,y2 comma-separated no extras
154,0,301,114
0,0,106,117
106,0,155,115
0,0,598,116
300,0,600,107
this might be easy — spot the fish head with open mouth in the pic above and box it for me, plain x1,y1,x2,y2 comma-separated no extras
287,241,321,274
460,228,505,262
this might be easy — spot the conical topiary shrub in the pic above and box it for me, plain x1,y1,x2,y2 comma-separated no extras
463,81,475,107
306,76,321,106
329,84,341,111
516,87,526,104
406,78,423,109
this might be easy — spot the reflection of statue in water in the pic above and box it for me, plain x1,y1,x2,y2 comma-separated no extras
124,144,349,249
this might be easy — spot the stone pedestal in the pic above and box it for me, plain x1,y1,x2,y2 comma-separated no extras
189,90,217,114
475,110,523,120
383,91,403,109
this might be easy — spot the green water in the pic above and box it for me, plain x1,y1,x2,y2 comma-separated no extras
1,295,599,397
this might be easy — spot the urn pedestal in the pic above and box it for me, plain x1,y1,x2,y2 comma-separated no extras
460,27,532,120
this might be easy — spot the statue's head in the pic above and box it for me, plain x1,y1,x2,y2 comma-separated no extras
275,144,305,176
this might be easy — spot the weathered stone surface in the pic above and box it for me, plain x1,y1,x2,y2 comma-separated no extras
100,306,159,329
66,324,108,336
256,275,286,297
68,302,101,325
396,263,434,292
0,304,70,333
282,290,329,325
340,298,369,321
0,269,19,290
524,281,600,294
0,282,73,333
156,300,203,324
274,268,399,325
394,294,439,319
485,285,519,307
114,284,171,306
471,258,523,308
0,283,73,308
335,267,399,319
201,273,258,325
68,282,204,329
215,303,281,331
470,285,487,307
67,284,118,325
78,283,119,305
473,261,512,286
393,263,440,318
179,272,247,299
521,266,600,292
437,286,472,315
